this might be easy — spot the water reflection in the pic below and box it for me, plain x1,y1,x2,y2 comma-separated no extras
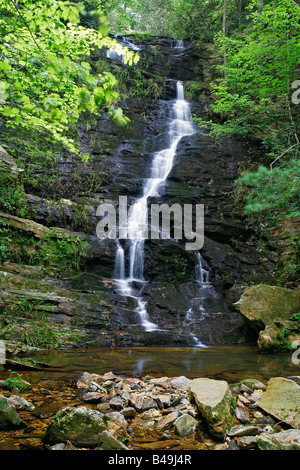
1,345,298,384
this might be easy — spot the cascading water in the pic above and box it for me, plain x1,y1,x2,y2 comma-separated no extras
114,81,195,331
184,253,212,348
106,36,141,63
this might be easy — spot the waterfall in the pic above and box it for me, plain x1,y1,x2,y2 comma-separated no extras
172,40,184,51
195,252,210,285
106,36,141,63
113,80,195,331
184,252,212,348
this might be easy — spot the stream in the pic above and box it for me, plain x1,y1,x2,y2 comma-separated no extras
1,344,298,385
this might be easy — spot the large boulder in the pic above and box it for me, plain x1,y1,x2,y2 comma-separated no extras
258,377,300,429
234,284,300,330
43,405,128,448
189,378,234,439
234,284,300,351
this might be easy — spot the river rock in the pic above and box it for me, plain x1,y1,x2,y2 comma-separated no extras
236,436,257,449
239,378,266,391
156,411,178,431
0,397,25,429
129,393,158,412
189,378,234,439
257,429,300,450
6,395,35,411
106,411,128,428
227,424,259,437
258,377,300,429
43,405,127,448
109,396,124,410
81,392,103,403
121,407,136,419
235,406,249,424
98,430,129,450
173,413,198,436
170,376,190,390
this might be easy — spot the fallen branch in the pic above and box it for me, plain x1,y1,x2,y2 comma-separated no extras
270,143,300,171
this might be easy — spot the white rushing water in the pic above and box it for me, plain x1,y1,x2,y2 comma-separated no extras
184,253,212,348
114,81,195,331
106,36,141,63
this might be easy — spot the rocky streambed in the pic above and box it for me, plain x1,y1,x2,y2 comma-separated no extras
0,368,300,451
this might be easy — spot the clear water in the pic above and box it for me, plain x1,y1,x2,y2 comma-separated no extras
2,345,298,384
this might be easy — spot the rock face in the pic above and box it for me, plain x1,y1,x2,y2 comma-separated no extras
258,377,300,429
234,285,300,351
0,37,283,349
189,378,234,439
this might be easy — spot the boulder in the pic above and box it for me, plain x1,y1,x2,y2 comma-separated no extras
257,429,300,450
0,397,25,429
43,405,127,448
189,378,234,439
234,284,300,351
258,377,300,429
234,284,300,330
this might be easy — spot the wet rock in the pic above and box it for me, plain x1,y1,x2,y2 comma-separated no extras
106,411,128,428
151,393,172,409
109,396,124,410
81,392,103,403
170,376,190,391
214,443,228,450
239,383,253,394
156,411,178,431
49,443,67,450
129,393,158,412
173,413,198,436
235,406,249,424
104,371,118,381
121,407,136,419
43,405,108,447
234,285,300,351
257,429,300,450
97,403,111,413
98,430,129,450
239,378,266,391
0,397,25,429
236,436,257,449
6,395,35,411
227,424,259,438
74,372,102,388
288,376,300,385
258,377,300,429
189,378,234,439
